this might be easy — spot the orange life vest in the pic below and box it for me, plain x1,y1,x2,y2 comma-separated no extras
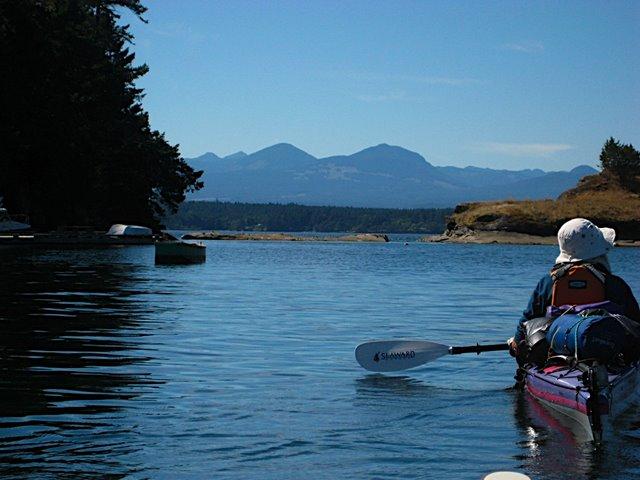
550,264,607,307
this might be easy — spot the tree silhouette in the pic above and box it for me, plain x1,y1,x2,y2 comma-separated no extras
0,1,202,229
599,137,640,190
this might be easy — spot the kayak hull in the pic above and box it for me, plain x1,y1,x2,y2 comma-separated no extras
524,361,640,442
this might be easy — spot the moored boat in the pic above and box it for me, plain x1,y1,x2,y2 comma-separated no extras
524,361,640,443
106,224,152,237
0,207,31,233
155,240,206,264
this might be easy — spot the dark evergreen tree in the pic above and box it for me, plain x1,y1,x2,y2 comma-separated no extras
599,137,640,190
0,0,202,229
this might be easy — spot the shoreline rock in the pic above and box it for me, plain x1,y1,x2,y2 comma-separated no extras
423,228,557,245
335,233,389,242
423,227,640,247
181,231,389,243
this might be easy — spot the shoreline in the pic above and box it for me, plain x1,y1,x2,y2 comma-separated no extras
3,229,638,247
0,232,154,246
424,229,640,247
181,232,390,242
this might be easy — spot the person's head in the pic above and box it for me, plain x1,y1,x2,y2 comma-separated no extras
555,218,615,267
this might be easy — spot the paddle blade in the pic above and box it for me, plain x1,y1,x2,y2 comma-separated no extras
355,340,450,372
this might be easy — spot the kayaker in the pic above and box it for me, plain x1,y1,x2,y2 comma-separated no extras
509,218,640,359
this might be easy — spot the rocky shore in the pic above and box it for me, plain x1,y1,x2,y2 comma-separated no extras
422,169,640,247
424,227,557,245
424,227,640,247
181,232,389,242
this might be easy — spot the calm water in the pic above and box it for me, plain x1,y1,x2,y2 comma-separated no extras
1,240,639,479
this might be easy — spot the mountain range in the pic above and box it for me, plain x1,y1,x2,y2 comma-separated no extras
186,143,597,208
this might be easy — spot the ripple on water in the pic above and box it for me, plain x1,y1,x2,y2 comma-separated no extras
1,243,639,479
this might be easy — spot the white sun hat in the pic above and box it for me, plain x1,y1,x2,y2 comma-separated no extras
555,218,616,264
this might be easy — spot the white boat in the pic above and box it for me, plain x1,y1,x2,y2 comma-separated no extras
155,240,206,264
106,224,152,237
0,208,31,233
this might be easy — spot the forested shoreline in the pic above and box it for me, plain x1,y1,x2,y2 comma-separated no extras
0,1,202,230
164,201,453,233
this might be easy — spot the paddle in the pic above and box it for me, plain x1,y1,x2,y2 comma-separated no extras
355,339,510,372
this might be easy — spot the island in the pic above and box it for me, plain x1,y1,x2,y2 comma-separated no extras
426,138,640,247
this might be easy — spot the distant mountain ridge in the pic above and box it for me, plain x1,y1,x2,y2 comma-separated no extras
186,143,597,208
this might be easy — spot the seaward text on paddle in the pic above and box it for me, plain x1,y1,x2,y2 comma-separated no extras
373,350,416,362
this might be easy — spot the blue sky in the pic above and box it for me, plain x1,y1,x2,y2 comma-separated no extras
122,0,639,170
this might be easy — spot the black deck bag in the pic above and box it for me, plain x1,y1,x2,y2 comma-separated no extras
522,317,553,366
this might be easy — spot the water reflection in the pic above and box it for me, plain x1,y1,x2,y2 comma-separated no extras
355,374,438,397
0,243,638,479
0,248,161,478
353,374,534,479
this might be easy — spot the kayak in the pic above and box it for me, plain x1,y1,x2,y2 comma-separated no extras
524,361,640,443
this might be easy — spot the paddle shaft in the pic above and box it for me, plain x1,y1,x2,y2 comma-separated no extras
449,343,509,355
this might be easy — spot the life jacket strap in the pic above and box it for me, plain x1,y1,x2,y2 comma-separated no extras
551,262,605,282
583,264,606,283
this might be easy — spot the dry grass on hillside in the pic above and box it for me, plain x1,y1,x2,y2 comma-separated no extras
452,189,640,226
